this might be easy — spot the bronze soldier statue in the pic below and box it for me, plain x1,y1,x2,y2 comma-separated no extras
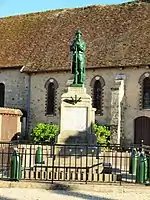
70,30,86,86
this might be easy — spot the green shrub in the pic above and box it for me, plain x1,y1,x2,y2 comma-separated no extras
93,123,111,146
31,123,59,143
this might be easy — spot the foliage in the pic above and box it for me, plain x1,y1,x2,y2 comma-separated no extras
93,122,111,146
31,123,59,143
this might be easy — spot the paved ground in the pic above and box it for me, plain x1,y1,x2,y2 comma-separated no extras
0,188,150,200
0,181,150,200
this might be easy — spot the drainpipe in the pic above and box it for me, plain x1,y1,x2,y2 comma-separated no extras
26,73,31,140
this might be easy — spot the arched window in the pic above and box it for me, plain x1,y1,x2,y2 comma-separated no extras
0,83,5,107
45,78,58,115
139,72,150,109
90,76,105,115
143,77,150,109
93,80,102,114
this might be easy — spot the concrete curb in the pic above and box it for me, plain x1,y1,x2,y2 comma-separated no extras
0,181,150,193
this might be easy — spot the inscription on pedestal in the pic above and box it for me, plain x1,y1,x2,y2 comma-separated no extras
63,107,87,131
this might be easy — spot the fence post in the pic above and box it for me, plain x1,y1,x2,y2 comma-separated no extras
35,146,43,164
10,147,21,181
129,148,139,175
136,150,148,184
141,140,144,151
147,152,150,181
86,145,88,184
51,144,55,184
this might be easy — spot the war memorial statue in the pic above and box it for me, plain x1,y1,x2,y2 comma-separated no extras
70,30,86,87
58,30,96,145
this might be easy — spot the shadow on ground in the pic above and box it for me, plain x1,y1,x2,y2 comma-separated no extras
0,196,16,200
49,183,115,200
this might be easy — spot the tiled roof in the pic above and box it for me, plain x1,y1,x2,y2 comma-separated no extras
0,2,150,72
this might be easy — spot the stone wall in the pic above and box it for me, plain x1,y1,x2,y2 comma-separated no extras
0,69,28,110
29,67,150,144
1,67,149,144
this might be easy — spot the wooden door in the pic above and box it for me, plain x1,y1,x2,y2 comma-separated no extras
134,116,150,145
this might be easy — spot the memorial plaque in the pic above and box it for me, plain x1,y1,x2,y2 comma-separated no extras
63,107,87,131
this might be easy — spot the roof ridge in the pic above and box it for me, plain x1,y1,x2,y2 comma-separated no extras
0,2,148,19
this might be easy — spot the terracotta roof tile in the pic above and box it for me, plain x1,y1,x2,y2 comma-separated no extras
0,2,150,72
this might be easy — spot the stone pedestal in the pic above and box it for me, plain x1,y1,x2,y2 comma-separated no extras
0,108,23,141
58,87,96,144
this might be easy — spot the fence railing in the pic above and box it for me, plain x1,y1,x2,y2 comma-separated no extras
0,141,149,185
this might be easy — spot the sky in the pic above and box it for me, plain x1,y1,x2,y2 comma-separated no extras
0,0,130,18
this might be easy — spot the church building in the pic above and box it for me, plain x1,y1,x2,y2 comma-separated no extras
0,2,150,144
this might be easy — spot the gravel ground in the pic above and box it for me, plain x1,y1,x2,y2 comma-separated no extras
0,188,150,200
